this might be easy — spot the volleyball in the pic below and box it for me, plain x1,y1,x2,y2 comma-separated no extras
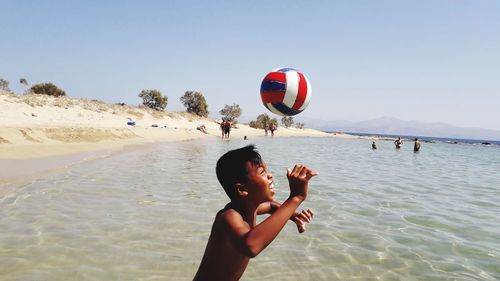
260,67,312,116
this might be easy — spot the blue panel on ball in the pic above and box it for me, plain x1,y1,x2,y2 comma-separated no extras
276,68,296,73
261,81,286,92
272,102,302,116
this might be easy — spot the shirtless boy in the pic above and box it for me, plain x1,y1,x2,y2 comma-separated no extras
193,145,317,281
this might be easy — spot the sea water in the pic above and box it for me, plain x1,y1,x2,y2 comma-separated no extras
1,137,499,281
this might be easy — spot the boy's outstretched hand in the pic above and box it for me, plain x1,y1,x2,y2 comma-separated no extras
292,209,314,233
287,164,318,200
286,164,317,233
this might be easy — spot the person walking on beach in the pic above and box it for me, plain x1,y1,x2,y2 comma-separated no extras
269,123,276,136
221,120,226,139
394,137,403,149
414,138,421,152
372,141,377,149
264,123,268,136
224,120,231,139
193,145,317,281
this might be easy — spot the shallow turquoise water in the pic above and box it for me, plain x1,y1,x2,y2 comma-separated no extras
1,137,499,280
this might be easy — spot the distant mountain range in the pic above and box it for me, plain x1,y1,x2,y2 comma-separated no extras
293,116,500,141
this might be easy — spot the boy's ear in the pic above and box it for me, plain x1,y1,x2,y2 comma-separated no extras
235,183,248,197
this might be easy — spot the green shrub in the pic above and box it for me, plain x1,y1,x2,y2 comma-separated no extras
249,113,278,129
219,103,242,124
281,116,294,128
30,83,66,97
0,78,10,92
180,91,209,117
138,89,168,111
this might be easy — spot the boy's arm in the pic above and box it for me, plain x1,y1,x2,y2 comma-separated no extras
257,201,314,233
223,165,317,258
256,200,280,215
223,196,304,258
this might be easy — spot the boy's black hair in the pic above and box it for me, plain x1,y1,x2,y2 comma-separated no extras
216,145,263,199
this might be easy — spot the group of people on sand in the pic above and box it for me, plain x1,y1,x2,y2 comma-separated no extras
220,119,231,139
219,120,279,140
263,123,277,136
371,137,421,152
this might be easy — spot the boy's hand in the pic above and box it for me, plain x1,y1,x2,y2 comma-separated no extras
286,165,318,200
291,209,314,233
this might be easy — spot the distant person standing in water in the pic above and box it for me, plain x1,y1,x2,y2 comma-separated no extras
414,138,421,152
394,137,402,149
372,141,377,149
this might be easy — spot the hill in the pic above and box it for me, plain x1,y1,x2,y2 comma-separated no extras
295,116,500,141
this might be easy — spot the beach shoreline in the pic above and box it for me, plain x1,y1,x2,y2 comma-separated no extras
0,91,353,187
0,90,346,159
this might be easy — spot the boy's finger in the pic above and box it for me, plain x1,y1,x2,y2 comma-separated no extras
300,211,312,222
290,164,301,176
305,209,315,218
299,166,311,179
298,166,309,178
294,216,305,225
298,224,306,233
298,213,311,223
295,164,305,175
304,167,318,175
295,213,306,222
305,170,319,180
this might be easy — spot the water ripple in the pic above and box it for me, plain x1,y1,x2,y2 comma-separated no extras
1,138,499,280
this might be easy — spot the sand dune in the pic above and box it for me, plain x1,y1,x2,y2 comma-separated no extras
0,91,342,160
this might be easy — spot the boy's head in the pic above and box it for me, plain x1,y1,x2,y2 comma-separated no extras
216,145,273,201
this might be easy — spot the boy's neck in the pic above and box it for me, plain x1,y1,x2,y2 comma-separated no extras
229,200,259,224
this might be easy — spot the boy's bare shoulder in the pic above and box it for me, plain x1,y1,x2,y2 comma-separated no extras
217,207,243,223
215,206,250,231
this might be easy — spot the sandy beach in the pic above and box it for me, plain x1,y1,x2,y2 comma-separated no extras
0,90,353,183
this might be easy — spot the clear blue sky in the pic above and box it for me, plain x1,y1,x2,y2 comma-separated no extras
2,1,499,130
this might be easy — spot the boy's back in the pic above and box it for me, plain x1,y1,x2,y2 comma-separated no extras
193,206,251,281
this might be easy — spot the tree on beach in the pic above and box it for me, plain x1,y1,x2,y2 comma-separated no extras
180,91,209,117
138,89,168,111
295,122,305,129
249,113,270,129
281,116,294,128
30,83,66,97
249,113,278,129
219,104,242,124
0,78,10,92
270,118,278,127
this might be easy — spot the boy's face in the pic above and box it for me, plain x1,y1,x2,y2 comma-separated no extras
243,161,274,203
